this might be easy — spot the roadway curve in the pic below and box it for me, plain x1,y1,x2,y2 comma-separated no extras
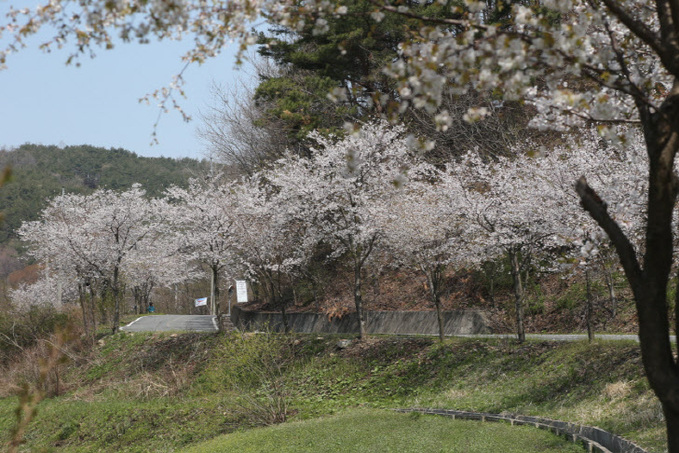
121,315,218,333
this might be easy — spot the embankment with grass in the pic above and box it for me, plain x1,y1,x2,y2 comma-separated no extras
0,332,666,452
184,408,585,453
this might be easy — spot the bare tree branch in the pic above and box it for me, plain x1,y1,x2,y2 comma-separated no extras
598,0,664,61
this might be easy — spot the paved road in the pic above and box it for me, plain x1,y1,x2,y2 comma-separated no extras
119,317,676,342
455,333,677,343
121,315,219,333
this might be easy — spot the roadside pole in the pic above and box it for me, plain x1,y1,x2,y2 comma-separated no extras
228,285,233,317
210,269,215,316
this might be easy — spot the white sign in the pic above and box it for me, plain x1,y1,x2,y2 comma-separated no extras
236,280,248,303
195,297,208,307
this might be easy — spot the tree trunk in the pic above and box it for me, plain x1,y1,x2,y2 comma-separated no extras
141,284,152,315
292,278,298,306
78,283,91,338
278,269,289,333
136,291,141,315
576,100,679,452
509,250,525,342
354,261,367,340
585,267,594,342
664,404,679,453
88,283,97,334
675,277,679,353
431,286,445,343
425,266,445,342
634,114,679,453
211,265,220,317
312,280,320,312
603,264,617,318
99,291,109,326
280,303,289,334
112,266,121,334
487,261,500,309
270,273,289,334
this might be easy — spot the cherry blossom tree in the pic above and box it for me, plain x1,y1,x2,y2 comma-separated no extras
8,268,77,313
19,185,166,333
447,150,572,342
381,165,480,341
523,129,648,339
229,174,314,331
380,5,679,443
19,193,101,334
124,226,199,314
165,176,240,316
445,128,647,342
270,121,414,339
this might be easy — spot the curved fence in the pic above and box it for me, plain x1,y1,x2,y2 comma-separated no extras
396,408,649,453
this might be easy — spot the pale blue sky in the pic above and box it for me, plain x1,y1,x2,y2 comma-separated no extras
0,2,250,160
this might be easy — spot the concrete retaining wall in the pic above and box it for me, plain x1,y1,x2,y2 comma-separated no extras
230,305,491,335
397,409,649,453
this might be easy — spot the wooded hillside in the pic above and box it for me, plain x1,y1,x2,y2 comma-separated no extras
0,144,206,245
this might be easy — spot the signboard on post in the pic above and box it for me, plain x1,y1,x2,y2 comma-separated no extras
195,297,208,307
236,280,248,303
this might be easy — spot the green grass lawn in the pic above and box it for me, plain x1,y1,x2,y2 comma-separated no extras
0,333,665,452
183,409,585,453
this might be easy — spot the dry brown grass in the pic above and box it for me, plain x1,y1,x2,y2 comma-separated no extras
131,359,195,399
0,337,87,398
6,322,79,453
603,381,632,400
0,309,93,403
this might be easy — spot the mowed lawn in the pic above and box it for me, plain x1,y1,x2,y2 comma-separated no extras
183,409,585,453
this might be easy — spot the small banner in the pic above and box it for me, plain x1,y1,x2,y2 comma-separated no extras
195,297,208,307
236,280,248,303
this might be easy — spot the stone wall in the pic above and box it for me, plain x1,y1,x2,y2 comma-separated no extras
230,305,491,335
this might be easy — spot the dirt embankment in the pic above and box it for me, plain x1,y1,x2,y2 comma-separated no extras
243,266,639,335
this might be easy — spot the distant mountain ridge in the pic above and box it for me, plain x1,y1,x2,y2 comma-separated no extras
0,143,207,244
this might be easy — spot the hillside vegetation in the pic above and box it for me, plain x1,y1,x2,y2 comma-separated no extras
0,330,665,452
0,144,205,244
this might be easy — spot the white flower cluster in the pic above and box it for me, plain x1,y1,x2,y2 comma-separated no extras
388,0,668,135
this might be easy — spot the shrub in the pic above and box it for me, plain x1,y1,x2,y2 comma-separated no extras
201,330,297,426
0,304,72,366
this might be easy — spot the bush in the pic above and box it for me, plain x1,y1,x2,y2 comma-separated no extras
201,331,297,426
525,282,545,316
473,258,514,300
555,283,587,311
0,304,72,366
0,305,84,401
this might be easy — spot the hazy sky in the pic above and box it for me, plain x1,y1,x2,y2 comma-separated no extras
0,3,250,160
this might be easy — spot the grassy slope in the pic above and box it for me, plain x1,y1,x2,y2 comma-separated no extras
184,409,584,453
0,332,665,452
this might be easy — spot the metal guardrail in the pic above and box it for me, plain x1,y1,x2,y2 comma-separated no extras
396,408,649,453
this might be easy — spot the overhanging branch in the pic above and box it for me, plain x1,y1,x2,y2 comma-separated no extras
598,0,664,60
575,176,643,292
